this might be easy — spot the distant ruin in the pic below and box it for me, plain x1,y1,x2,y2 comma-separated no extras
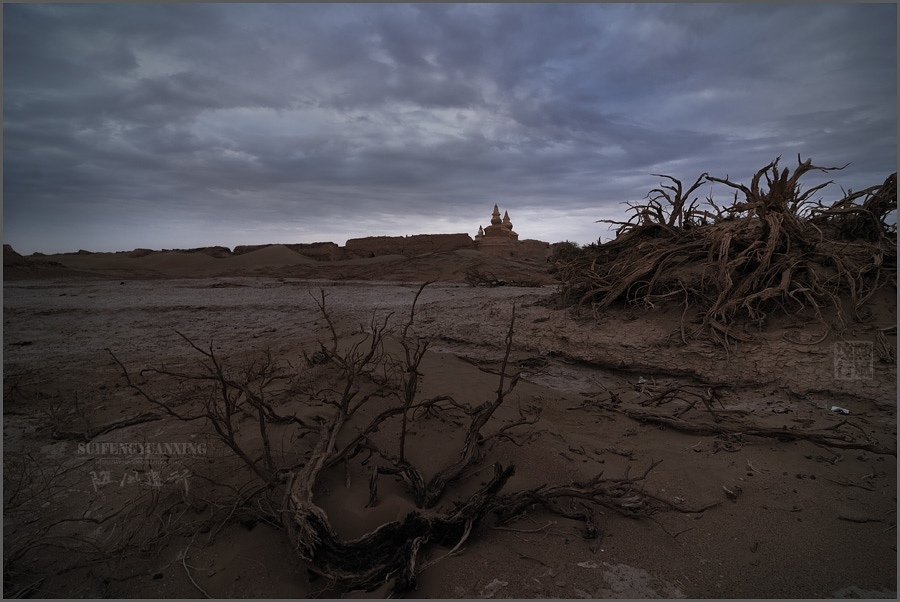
338,205,529,258
11,204,552,264
344,233,473,258
474,204,519,247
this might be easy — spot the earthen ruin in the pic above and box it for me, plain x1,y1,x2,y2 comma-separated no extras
474,204,519,248
343,233,473,258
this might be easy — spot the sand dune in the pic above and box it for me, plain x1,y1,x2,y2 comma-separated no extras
135,250,222,272
219,244,317,268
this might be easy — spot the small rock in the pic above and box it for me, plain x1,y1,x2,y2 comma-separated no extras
479,578,508,599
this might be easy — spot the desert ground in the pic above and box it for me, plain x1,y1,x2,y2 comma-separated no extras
3,245,897,599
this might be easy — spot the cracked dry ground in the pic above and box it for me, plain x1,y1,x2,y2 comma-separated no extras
3,277,896,598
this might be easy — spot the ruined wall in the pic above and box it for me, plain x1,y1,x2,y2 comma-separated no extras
287,242,344,261
475,238,552,261
232,244,269,255
344,233,474,258
518,239,553,262
160,246,232,258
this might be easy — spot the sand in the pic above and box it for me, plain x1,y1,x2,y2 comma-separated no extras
2,248,896,599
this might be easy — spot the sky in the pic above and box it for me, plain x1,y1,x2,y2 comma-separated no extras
3,2,897,255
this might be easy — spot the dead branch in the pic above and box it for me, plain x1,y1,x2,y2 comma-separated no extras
621,409,896,456
367,304,521,510
466,266,507,287
646,172,708,229
398,281,432,462
465,266,543,288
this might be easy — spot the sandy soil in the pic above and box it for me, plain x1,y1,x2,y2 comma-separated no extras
2,249,897,599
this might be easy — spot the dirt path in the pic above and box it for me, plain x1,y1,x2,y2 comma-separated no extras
3,276,896,598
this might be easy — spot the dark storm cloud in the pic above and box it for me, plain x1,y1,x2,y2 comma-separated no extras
3,3,896,254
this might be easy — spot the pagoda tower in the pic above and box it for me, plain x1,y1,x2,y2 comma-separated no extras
476,204,518,246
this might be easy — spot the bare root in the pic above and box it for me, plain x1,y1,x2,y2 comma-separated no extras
103,287,674,596
555,157,897,343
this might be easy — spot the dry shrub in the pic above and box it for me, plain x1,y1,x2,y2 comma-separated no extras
554,156,897,343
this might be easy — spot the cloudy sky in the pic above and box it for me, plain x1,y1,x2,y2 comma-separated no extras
3,3,897,254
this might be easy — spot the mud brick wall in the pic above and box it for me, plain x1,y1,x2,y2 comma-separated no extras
232,244,270,255
164,246,233,258
344,233,474,258
286,242,344,261
475,238,552,261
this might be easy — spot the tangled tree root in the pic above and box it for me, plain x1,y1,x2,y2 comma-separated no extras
555,156,897,344
108,285,675,597
283,460,670,596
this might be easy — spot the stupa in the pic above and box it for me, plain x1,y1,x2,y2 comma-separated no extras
475,204,518,247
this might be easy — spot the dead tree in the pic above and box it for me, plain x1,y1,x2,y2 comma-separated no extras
107,287,678,596
556,156,897,344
